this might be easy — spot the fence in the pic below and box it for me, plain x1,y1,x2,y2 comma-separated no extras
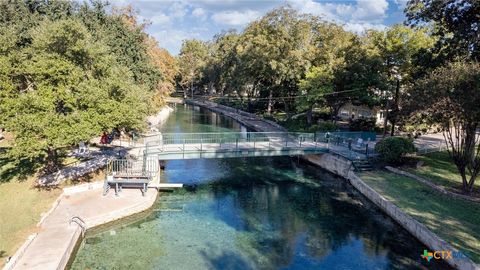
145,132,316,147
107,158,159,178
416,143,447,155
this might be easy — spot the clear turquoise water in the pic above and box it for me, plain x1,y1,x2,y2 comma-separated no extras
70,105,451,270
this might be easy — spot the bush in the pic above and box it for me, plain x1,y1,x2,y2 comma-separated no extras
349,117,377,131
375,137,416,164
316,121,338,132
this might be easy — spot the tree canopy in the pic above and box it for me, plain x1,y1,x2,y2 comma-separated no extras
0,0,177,173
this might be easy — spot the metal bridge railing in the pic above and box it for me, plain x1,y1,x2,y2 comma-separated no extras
107,158,158,178
145,132,316,147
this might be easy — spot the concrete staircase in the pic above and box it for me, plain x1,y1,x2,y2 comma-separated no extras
353,159,373,172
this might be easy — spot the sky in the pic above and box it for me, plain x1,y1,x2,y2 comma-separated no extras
111,0,409,55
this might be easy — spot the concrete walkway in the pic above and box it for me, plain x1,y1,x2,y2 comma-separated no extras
8,185,157,270
186,99,287,133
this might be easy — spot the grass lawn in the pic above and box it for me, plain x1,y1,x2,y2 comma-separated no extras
360,171,480,263
0,178,62,265
403,151,480,192
0,137,101,266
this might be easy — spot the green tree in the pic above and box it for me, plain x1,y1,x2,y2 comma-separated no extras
177,39,208,98
330,36,386,122
405,0,480,61
406,61,480,193
296,66,333,126
0,18,149,173
367,25,434,135
235,7,313,115
296,22,353,125
202,30,240,96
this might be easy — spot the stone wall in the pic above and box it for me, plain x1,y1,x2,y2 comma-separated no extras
302,154,353,178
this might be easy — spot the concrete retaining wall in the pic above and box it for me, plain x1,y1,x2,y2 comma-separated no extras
147,105,174,127
302,154,353,178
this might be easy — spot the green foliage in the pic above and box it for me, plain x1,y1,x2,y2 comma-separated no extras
349,118,377,132
0,1,171,173
405,60,480,192
281,116,337,133
375,137,415,164
177,39,209,95
296,66,333,112
406,0,480,62
316,122,338,132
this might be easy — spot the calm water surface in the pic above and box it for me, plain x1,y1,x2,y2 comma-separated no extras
71,105,451,270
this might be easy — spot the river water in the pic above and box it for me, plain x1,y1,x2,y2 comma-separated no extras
70,105,450,270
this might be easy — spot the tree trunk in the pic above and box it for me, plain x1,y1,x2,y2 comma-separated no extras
390,79,400,136
383,99,390,138
306,106,313,127
191,81,194,99
267,88,273,115
45,147,59,174
446,123,479,194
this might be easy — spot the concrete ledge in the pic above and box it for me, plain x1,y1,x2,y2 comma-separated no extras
9,188,158,270
185,99,287,133
2,234,37,270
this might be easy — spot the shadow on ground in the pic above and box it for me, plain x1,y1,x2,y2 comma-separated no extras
0,150,42,183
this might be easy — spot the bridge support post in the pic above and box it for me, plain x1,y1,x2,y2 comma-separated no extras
236,138,238,149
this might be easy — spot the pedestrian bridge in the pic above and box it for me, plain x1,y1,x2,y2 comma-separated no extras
143,132,329,160
104,131,374,195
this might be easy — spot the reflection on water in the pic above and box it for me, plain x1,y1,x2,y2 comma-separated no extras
70,105,451,270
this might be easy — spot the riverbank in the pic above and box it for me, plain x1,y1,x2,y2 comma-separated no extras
187,98,479,270
5,183,158,270
147,105,174,127
3,105,175,269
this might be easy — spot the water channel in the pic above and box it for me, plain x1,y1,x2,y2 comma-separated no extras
70,105,451,270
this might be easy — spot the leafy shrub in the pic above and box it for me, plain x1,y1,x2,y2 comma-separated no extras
316,122,338,132
375,137,416,164
349,117,377,131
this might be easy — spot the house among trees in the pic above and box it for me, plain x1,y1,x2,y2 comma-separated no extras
337,102,386,125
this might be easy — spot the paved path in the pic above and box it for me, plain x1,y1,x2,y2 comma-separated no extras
10,186,157,270
186,99,287,133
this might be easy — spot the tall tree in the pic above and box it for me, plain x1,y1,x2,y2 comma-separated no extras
237,7,313,115
406,61,480,193
329,36,386,123
296,66,333,126
367,25,435,135
177,39,208,98
0,1,171,174
0,18,149,173
296,22,353,125
405,0,480,61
